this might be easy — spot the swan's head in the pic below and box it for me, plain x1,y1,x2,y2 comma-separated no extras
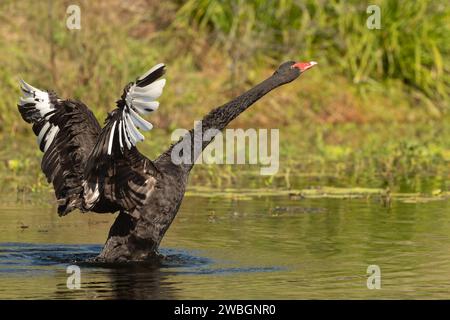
274,60,318,83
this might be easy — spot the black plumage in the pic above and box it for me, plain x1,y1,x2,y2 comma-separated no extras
17,60,316,262
136,64,166,87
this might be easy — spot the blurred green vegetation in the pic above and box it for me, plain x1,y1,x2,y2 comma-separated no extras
176,0,449,106
0,0,448,196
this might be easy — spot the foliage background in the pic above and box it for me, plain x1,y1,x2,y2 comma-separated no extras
0,0,448,195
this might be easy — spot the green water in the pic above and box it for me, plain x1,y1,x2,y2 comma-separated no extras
0,189,450,299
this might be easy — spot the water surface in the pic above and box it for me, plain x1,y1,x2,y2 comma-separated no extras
0,190,450,299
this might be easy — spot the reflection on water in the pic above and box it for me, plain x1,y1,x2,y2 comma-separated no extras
0,191,450,299
0,243,279,299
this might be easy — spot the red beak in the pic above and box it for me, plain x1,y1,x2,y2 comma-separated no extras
292,61,318,72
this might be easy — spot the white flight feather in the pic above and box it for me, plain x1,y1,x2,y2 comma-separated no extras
123,110,137,146
129,93,157,102
37,122,51,146
132,100,159,112
19,80,54,117
137,63,165,81
115,64,166,153
37,102,53,117
43,125,59,152
133,102,159,115
19,97,33,105
124,112,144,142
121,114,132,149
118,119,124,149
132,79,166,100
107,120,117,155
129,107,153,131
19,79,39,95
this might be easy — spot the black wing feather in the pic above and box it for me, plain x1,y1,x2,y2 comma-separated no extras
83,110,157,215
83,63,166,216
136,64,166,87
18,82,102,216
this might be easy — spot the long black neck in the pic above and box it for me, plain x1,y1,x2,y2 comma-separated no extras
157,73,287,172
200,75,283,132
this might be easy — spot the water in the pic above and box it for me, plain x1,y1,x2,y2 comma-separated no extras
0,191,450,299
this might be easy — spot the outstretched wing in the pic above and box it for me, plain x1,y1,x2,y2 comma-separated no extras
18,80,101,215
83,64,166,216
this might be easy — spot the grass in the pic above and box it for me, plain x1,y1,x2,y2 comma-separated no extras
0,0,448,197
174,0,449,109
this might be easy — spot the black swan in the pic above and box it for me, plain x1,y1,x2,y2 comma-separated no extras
17,60,317,262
